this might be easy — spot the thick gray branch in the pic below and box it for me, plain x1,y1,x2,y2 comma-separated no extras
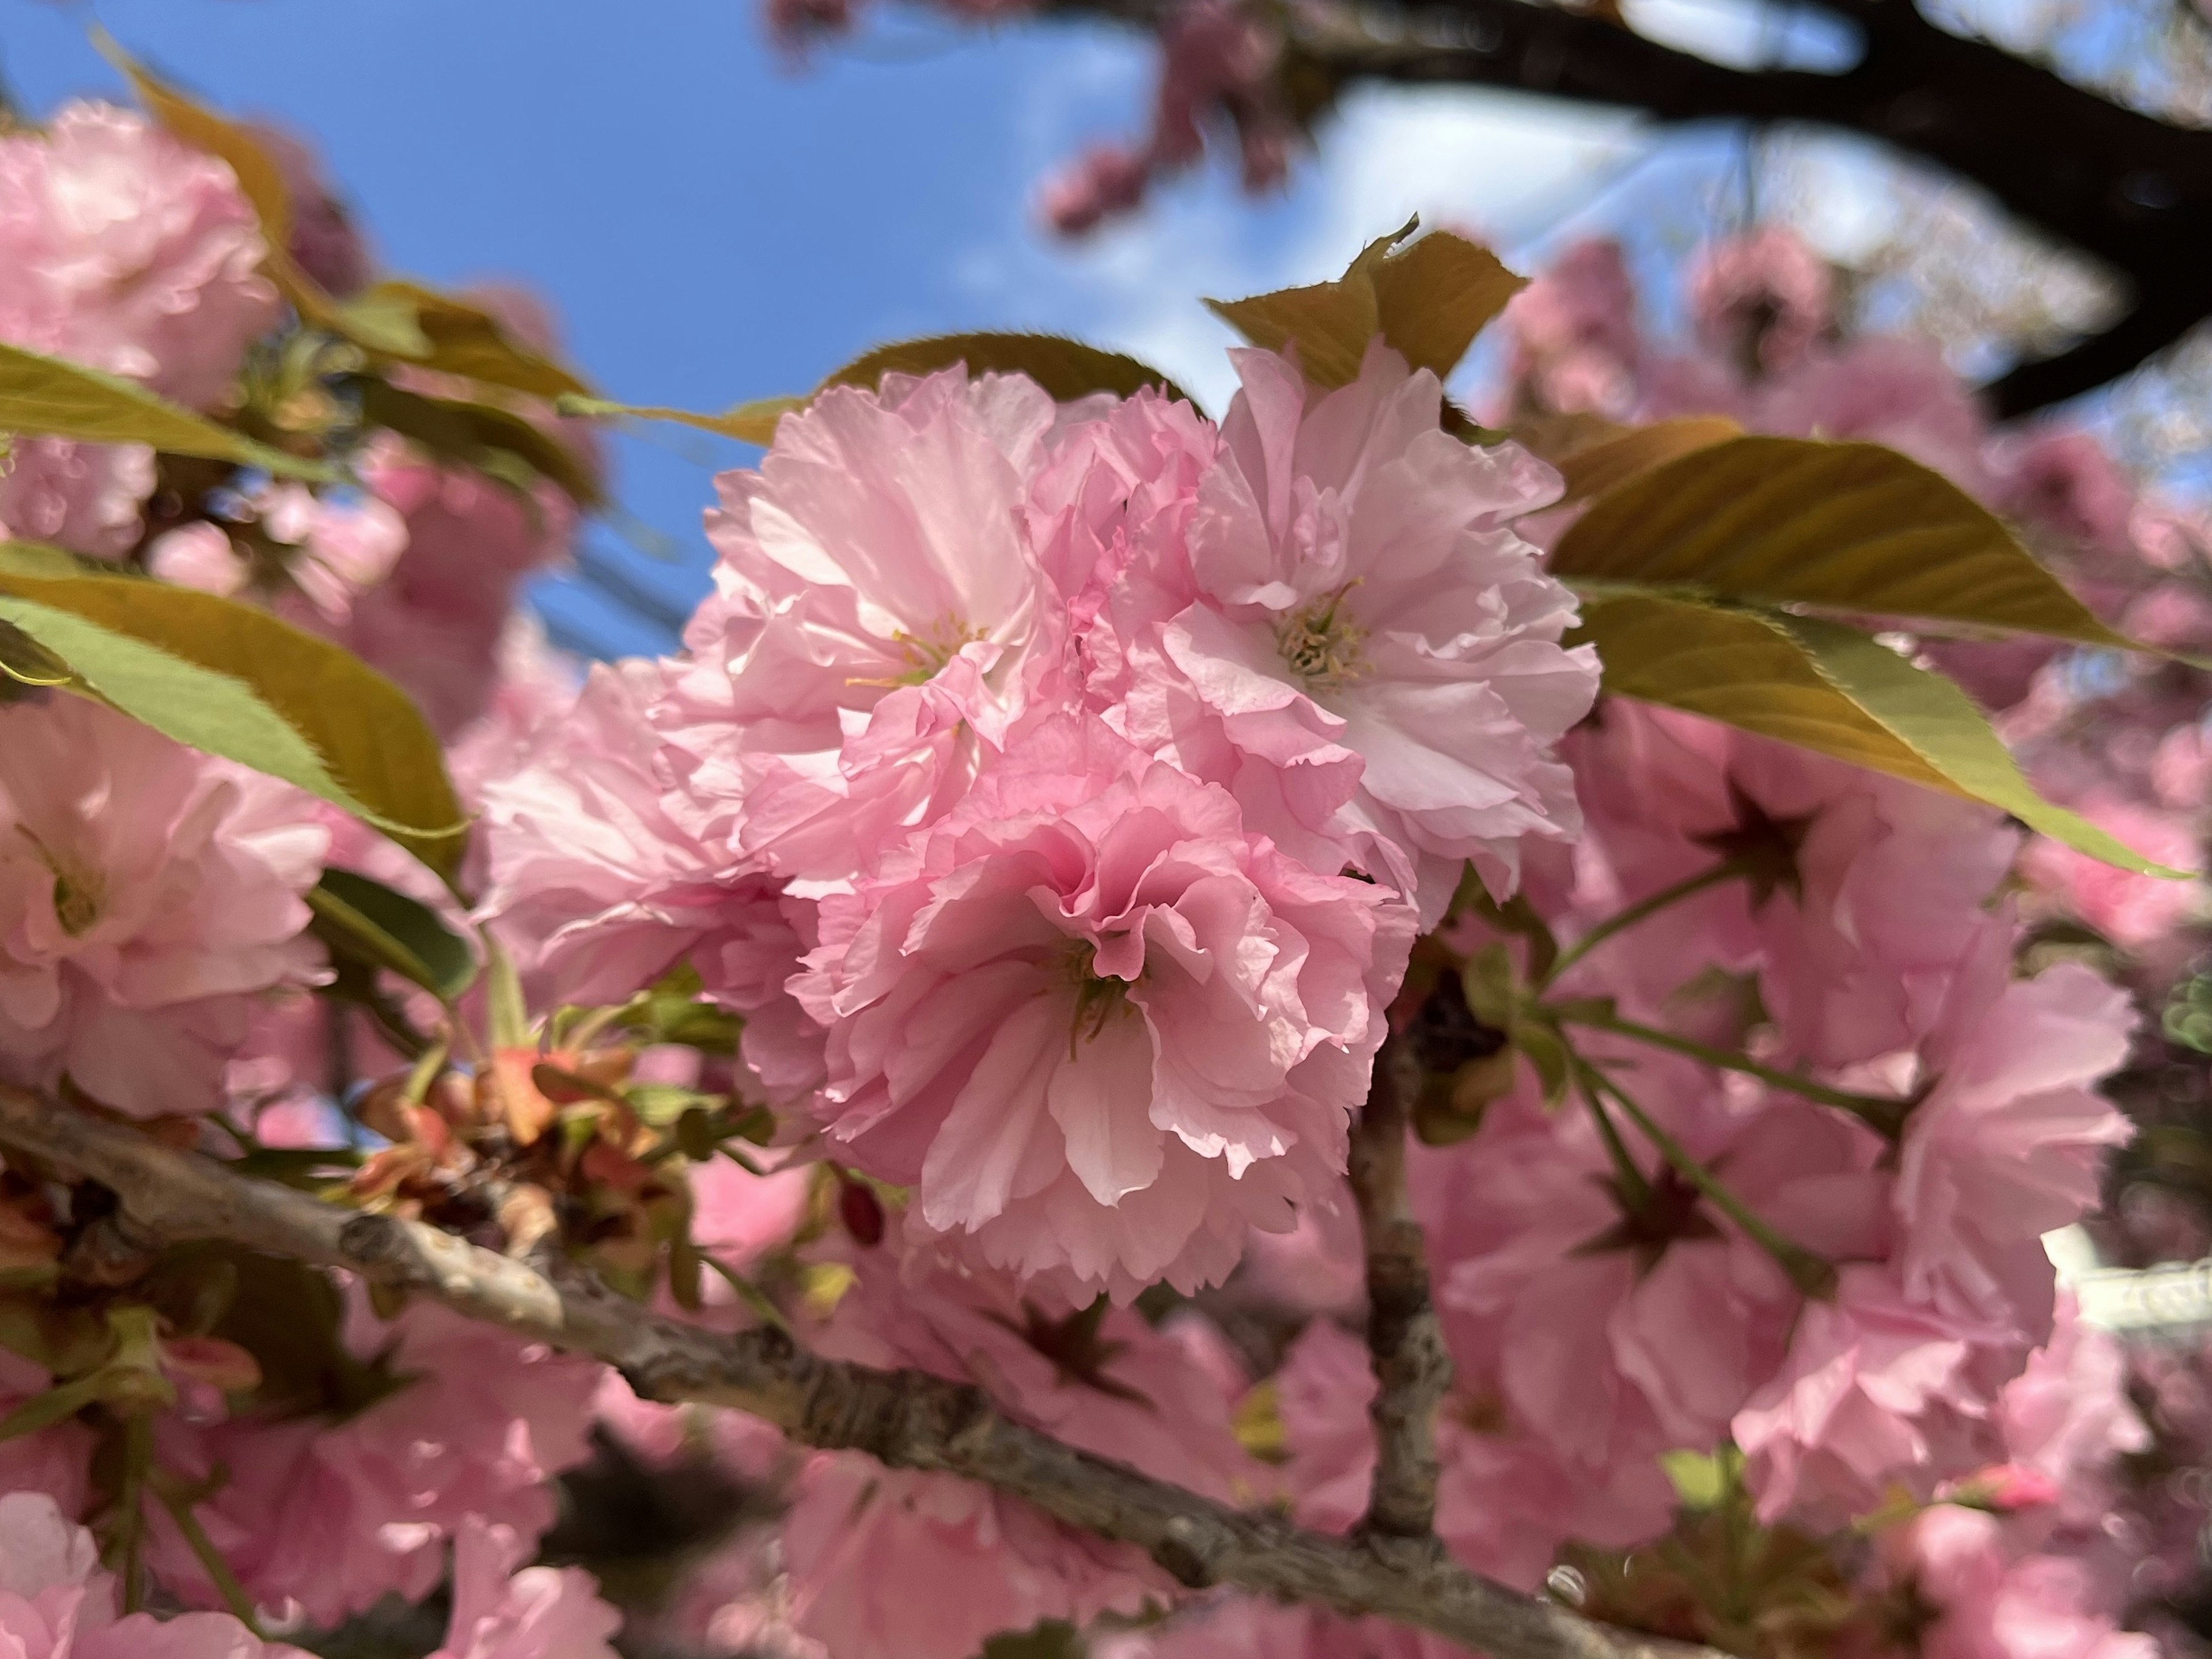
0,1088,1716,1659
1346,1033,1455,1548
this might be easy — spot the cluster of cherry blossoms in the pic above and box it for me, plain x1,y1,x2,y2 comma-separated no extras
0,60,2201,1659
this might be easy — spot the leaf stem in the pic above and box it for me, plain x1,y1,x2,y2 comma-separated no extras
153,1472,264,1635
1556,1007,1911,1137
1581,1061,1835,1300
1542,859,1747,988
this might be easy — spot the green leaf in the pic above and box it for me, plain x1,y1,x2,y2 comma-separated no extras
354,279,591,399
354,378,601,508
1552,436,2138,652
307,868,478,1003
554,392,801,447
1573,592,2185,875
0,342,334,482
1206,220,1524,390
824,333,1190,406
0,568,467,876
559,334,1187,450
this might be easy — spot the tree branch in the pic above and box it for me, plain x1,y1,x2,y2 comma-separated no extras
0,1088,1718,1659
1259,0,2212,412
1346,1033,1455,1549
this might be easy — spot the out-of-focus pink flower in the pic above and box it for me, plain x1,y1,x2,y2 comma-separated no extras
147,521,250,594
797,717,1413,1300
1894,927,2136,1340
1042,145,1149,236
657,368,1059,884
0,1351,91,1528
0,103,278,410
1688,226,1832,374
1889,1504,2157,1659
249,123,372,298
260,484,410,623
1733,1266,2015,1525
1420,1056,1889,1484
340,440,577,736
782,1252,1261,1659
1994,429,2138,556
0,1491,309,1658
2020,796,2203,949
476,661,825,1107
0,695,327,1118
1135,341,1596,920
1096,1590,1452,1659
1501,237,1643,418
430,1518,622,1659
0,437,153,559
1978,1296,2148,1531
1276,1316,1674,1589
150,1296,600,1626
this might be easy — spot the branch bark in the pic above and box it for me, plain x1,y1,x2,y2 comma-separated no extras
0,1088,1719,1659
1085,0,2212,412
1346,1032,1455,1549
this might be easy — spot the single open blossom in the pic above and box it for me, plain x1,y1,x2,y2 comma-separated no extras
476,661,825,1106
797,717,1414,1299
1885,1504,2157,1659
151,1297,600,1625
1894,923,2136,1341
655,368,1060,882
1126,341,1598,921
1688,226,1833,374
0,103,278,410
431,1519,622,1659
0,695,327,1117
0,1492,309,1659
779,1249,1261,1659
1733,1266,2019,1524
1276,1316,1674,1589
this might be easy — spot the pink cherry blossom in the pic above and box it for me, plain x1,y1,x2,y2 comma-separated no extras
1979,1295,2148,1532
1888,1504,2156,1659
796,716,1414,1299
0,436,153,559
654,367,1060,882
781,1249,1262,1659
1275,1316,1673,1589
0,1492,309,1659
430,1519,622,1659
1127,340,1598,919
1733,1266,2017,1525
1894,925,2137,1340
150,1296,600,1625
1096,1591,1452,1659
0,695,328,1118
1688,226,1832,374
2019,796,2203,949
0,103,278,410
1499,237,1643,418
475,661,825,1106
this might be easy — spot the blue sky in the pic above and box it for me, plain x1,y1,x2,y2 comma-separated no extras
0,0,1780,657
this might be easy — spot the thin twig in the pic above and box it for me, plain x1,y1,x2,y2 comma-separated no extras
1345,1033,1454,1552
0,1086,1724,1659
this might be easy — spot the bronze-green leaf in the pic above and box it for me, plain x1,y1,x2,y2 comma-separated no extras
1572,591,2183,875
0,565,467,877
355,378,601,508
1513,412,1743,506
823,333,1190,406
1206,220,1523,389
357,280,592,400
308,868,478,1003
1552,435,2136,650
0,343,334,482
553,393,801,448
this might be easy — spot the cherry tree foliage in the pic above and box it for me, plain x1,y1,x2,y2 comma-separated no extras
0,40,2205,1659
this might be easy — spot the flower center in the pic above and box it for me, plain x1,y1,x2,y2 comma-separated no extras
1274,584,1367,692
17,828,102,937
1059,941,1137,1058
861,613,988,688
